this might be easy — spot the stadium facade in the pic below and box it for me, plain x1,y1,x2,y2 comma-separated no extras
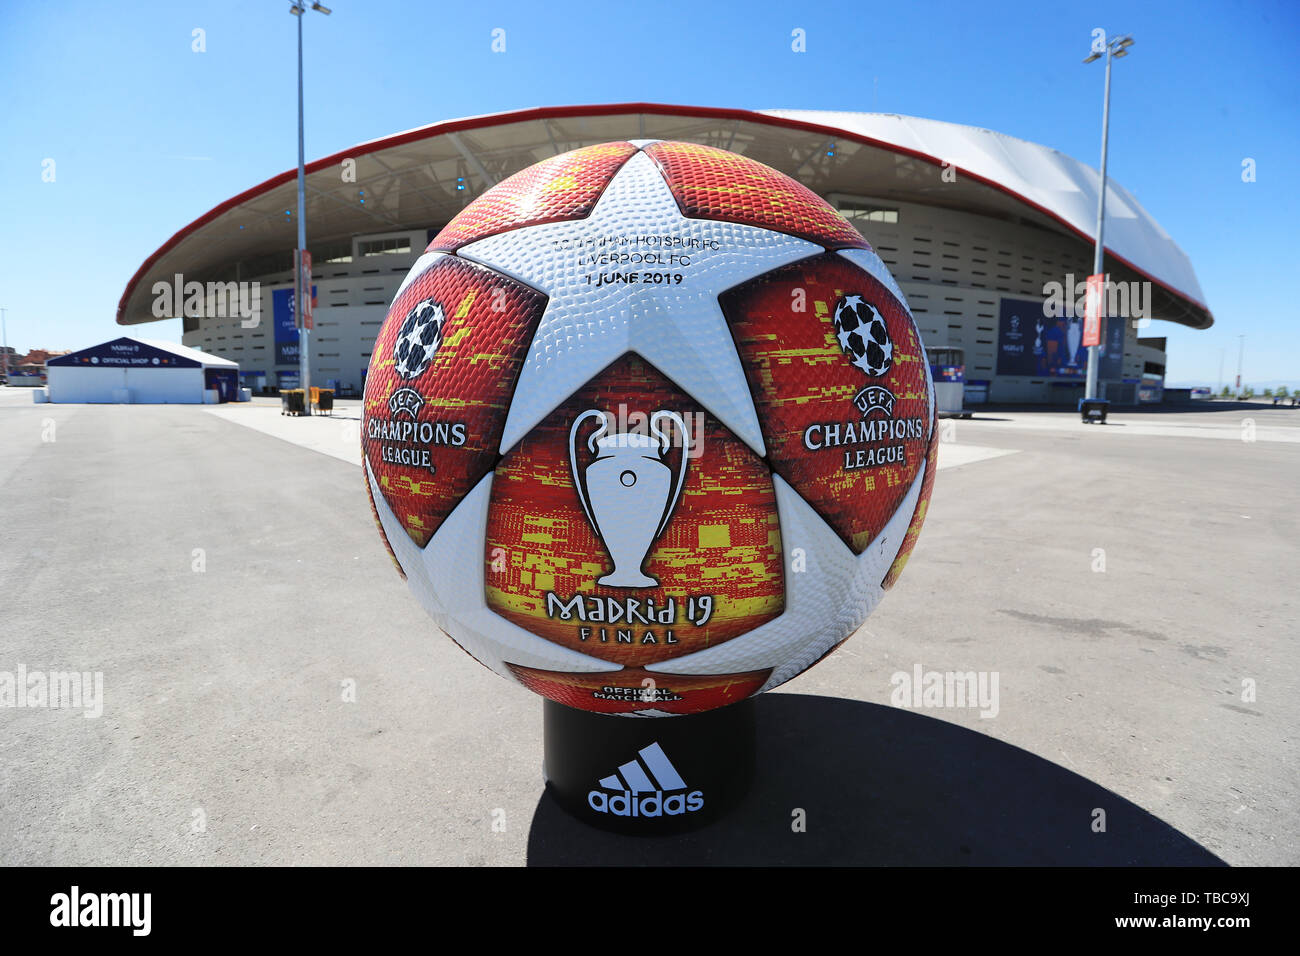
116,103,1212,404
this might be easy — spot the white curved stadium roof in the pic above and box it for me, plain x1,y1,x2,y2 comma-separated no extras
117,103,1210,329
765,110,1204,309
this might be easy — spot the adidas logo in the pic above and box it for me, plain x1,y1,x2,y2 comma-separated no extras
587,741,705,818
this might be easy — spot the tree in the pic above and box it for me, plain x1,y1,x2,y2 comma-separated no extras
1242,386,1255,399
1278,385,1290,398
1264,387,1274,397
1220,385,1232,397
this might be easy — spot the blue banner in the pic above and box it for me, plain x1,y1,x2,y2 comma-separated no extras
996,298,1088,378
273,289,299,366
1099,316,1125,380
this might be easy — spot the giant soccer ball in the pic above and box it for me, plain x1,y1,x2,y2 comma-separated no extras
362,140,937,717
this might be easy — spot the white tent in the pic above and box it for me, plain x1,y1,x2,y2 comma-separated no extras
46,336,240,404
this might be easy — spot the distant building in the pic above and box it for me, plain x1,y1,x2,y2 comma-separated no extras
19,348,72,367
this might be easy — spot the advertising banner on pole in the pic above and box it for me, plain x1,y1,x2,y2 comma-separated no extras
1083,273,1105,348
300,250,314,330
273,288,299,366
1099,308,1125,380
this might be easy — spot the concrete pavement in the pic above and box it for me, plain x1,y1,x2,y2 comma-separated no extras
1,391,1296,865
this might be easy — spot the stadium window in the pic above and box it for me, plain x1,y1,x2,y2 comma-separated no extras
835,200,900,225
317,240,353,264
359,237,412,257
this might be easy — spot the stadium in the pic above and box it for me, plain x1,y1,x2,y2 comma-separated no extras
115,102,1213,405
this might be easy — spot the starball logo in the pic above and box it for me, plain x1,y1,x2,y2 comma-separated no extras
802,293,925,472
367,298,467,472
587,741,704,818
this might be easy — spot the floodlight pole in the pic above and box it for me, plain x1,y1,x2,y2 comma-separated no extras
296,7,308,398
1,308,8,383
1085,45,1113,401
291,3,330,400
1083,34,1132,403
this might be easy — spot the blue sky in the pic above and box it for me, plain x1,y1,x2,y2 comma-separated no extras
1,0,1296,387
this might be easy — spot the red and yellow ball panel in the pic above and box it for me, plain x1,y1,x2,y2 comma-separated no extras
643,140,870,251
363,256,546,547
881,415,938,590
428,142,638,252
720,252,931,554
505,663,772,716
485,353,785,669
363,470,404,579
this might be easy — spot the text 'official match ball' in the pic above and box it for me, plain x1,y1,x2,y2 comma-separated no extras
362,140,937,717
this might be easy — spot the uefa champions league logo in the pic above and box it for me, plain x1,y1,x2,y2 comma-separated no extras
833,293,899,418
833,294,893,378
569,408,689,589
393,299,445,380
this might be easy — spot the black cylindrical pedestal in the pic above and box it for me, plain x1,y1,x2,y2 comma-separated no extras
543,698,756,835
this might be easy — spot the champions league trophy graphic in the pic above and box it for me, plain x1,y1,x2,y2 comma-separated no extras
1033,319,1045,356
568,409,689,588
1066,316,1083,368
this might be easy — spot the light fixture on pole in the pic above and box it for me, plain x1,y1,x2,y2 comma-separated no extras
290,0,330,405
1082,33,1134,406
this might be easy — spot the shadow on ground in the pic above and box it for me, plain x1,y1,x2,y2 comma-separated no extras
526,694,1226,866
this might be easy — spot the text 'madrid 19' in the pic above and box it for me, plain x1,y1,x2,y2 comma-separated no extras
362,140,937,717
